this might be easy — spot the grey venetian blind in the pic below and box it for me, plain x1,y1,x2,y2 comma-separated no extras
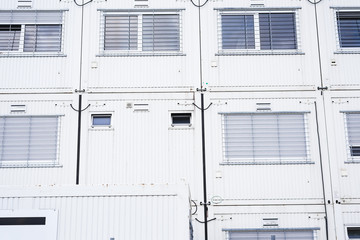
0,116,59,165
142,14,180,51
223,113,308,162
346,113,360,157
221,15,255,49
259,13,297,50
228,230,314,240
0,10,63,52
24,24,62,52
0,24,21,51
104,15,138,50
337,12,360,48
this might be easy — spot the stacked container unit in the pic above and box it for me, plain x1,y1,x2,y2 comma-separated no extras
0,0,360,239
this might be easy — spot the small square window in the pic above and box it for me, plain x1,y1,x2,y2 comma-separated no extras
92,114,111,126
171,113,191,126
348,227,360,239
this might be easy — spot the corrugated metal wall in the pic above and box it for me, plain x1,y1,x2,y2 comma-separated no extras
0,0,360,239
0,185,190,240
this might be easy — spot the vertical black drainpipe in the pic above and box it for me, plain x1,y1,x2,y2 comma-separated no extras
76,94,82,185
201,93,209,240
76,0,85,185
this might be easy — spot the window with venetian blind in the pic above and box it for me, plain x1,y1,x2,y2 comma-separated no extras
221,113,310,164
0,116,60,167
218,9,301,54
0,10,64,54
100,10,182,55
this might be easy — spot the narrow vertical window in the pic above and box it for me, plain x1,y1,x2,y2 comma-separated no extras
345,113,360,160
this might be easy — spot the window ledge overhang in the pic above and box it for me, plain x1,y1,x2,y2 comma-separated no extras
97,52,186,57
0,164,63,168
220,161,314,165
0,53,66,58
216,51,305,56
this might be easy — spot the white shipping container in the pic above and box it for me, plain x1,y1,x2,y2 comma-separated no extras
0,184,191,240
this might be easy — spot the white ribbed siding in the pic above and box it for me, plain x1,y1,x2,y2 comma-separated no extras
0,1,82,93
81,1,199,92
196,205,326,240
205,92,325,203
316,0,360,90
0,94,78,186
325,93,360,202
0,184,190,240
81,93,197,186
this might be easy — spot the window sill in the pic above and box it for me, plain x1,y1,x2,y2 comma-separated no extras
220,161,314,165
334,50,360,55
168,126,194,130
97,52,186,57
0,164,63,168
345,160,360,164
0,53,67,58
216,51,305,56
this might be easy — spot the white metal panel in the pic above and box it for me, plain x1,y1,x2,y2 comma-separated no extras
315,0,360,89
198,205,327,240
0,94,78,186
0,184,190,240
327,95,360,201
81,93,197,186
206,95,324,203
0,2,82,93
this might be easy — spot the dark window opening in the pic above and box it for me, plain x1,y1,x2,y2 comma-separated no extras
171,113,191,125
92,114,112,126
348,227,360,239
337,12,360,48
0,217,46,225
350,146,360,156
0,24,21,51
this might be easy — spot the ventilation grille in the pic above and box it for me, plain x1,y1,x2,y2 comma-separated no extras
10,105,26,113
133,103,149,111
17,0,32,8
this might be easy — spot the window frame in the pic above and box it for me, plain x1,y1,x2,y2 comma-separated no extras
170,112,192,127
220,112,311,165
343,112,360,163
217,8,302,55
334,9,360,53
346,226,360,240
0,10,66,57
223,228,318,240
99,9,184,57
0,115,62,168
91,114,112,128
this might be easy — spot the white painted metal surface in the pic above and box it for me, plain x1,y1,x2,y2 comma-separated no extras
0,0,359,240
0,184,190,240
